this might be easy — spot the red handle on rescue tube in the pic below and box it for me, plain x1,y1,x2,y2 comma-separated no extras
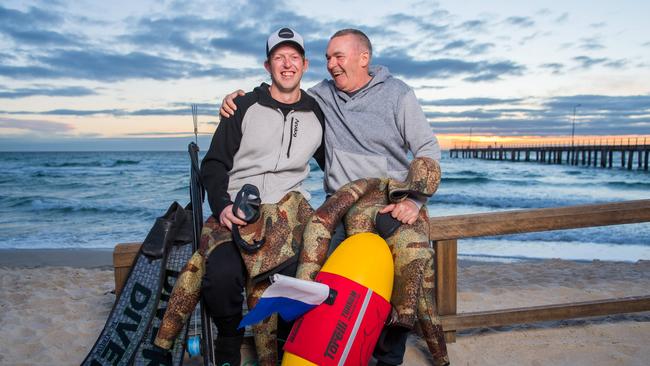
282,233,394,366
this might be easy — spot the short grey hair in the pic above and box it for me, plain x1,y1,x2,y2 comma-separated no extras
330,29,372,59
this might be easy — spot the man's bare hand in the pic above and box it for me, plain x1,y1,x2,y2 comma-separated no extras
219,204,247,230
379,200,419,225
219,90,245,118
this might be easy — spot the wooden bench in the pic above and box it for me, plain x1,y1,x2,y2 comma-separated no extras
113,199,650,342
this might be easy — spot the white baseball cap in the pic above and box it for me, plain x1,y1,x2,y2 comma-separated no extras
266,27,305,57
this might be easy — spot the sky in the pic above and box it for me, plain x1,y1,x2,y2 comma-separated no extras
1,0,649,151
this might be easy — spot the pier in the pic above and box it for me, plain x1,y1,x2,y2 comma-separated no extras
450,138,650,171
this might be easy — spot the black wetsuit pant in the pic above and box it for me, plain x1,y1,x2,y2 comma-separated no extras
201,241,297,345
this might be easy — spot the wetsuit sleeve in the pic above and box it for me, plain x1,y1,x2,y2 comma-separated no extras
201,105,244,218
312,102,326,171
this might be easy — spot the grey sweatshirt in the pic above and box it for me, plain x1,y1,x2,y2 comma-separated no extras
308,65,441,194
201,83,324,217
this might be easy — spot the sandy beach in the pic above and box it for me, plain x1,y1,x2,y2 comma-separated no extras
0,250,648,365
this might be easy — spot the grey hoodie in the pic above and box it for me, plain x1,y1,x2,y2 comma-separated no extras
309,65,440,194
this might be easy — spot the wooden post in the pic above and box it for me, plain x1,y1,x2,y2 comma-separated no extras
434,239,457,343
608,150,613,168
621,150,626,168
627,149,633,170
113,242,141,296
645,150,649,171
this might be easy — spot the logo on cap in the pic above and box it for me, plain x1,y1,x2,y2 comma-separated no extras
278,28,294,39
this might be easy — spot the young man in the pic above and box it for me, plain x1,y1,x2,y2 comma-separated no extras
220,29,449,366
155,27,324,366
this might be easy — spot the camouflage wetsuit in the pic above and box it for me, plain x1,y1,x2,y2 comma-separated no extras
296,157,449,366
154,191,313,366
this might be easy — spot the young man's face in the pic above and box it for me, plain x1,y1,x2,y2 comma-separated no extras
326,34,369,93
264,44,308,94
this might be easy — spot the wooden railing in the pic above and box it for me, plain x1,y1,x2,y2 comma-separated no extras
430,199,650,342
113,200,650,343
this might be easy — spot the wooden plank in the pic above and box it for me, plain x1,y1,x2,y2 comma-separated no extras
434,240,457,342
440,295,650,331
113,242,141,296
429,199,650,241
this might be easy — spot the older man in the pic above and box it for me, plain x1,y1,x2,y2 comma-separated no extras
221,29,448,366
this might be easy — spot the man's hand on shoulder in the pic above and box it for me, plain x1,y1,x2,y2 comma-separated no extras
379,200,419,225
219,90,246,118
219,204,247,230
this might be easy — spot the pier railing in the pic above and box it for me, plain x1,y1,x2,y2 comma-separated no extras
431,199,650,342
112,200,650,343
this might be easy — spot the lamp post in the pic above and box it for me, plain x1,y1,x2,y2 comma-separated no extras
571,104,581,147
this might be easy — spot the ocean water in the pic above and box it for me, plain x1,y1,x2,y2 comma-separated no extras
0,151,648,262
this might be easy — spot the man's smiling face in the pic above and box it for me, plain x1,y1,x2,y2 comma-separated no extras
326,34,369,93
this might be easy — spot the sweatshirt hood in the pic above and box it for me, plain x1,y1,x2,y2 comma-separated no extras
253,83,316,111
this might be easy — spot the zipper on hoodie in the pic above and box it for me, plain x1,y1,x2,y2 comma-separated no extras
273,109,289,171
286,117,295,158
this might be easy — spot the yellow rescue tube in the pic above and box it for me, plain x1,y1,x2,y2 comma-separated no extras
282,233,394,365
321,232,393,301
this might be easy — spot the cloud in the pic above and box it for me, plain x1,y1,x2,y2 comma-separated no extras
0,5,63,28
39,50,201,81
414,85,447,90
0,135,215,152
0,117,73,133
603,59,627,68
124,15,220,54
0,103,221,117
0,1,525,86
555,12,569,24
423,94,650,136
374,51,524,81
439,40,468,52
420,97,524,106
573,56,627,69
579,37,605,50
0,5,80,47
458,19,487,32
0,48,257,81
505,16,535,28
383,13,448,34
0,86,96,99
540,62,564,74
438,40,494,55
543,95,650,112
425,109,503,119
